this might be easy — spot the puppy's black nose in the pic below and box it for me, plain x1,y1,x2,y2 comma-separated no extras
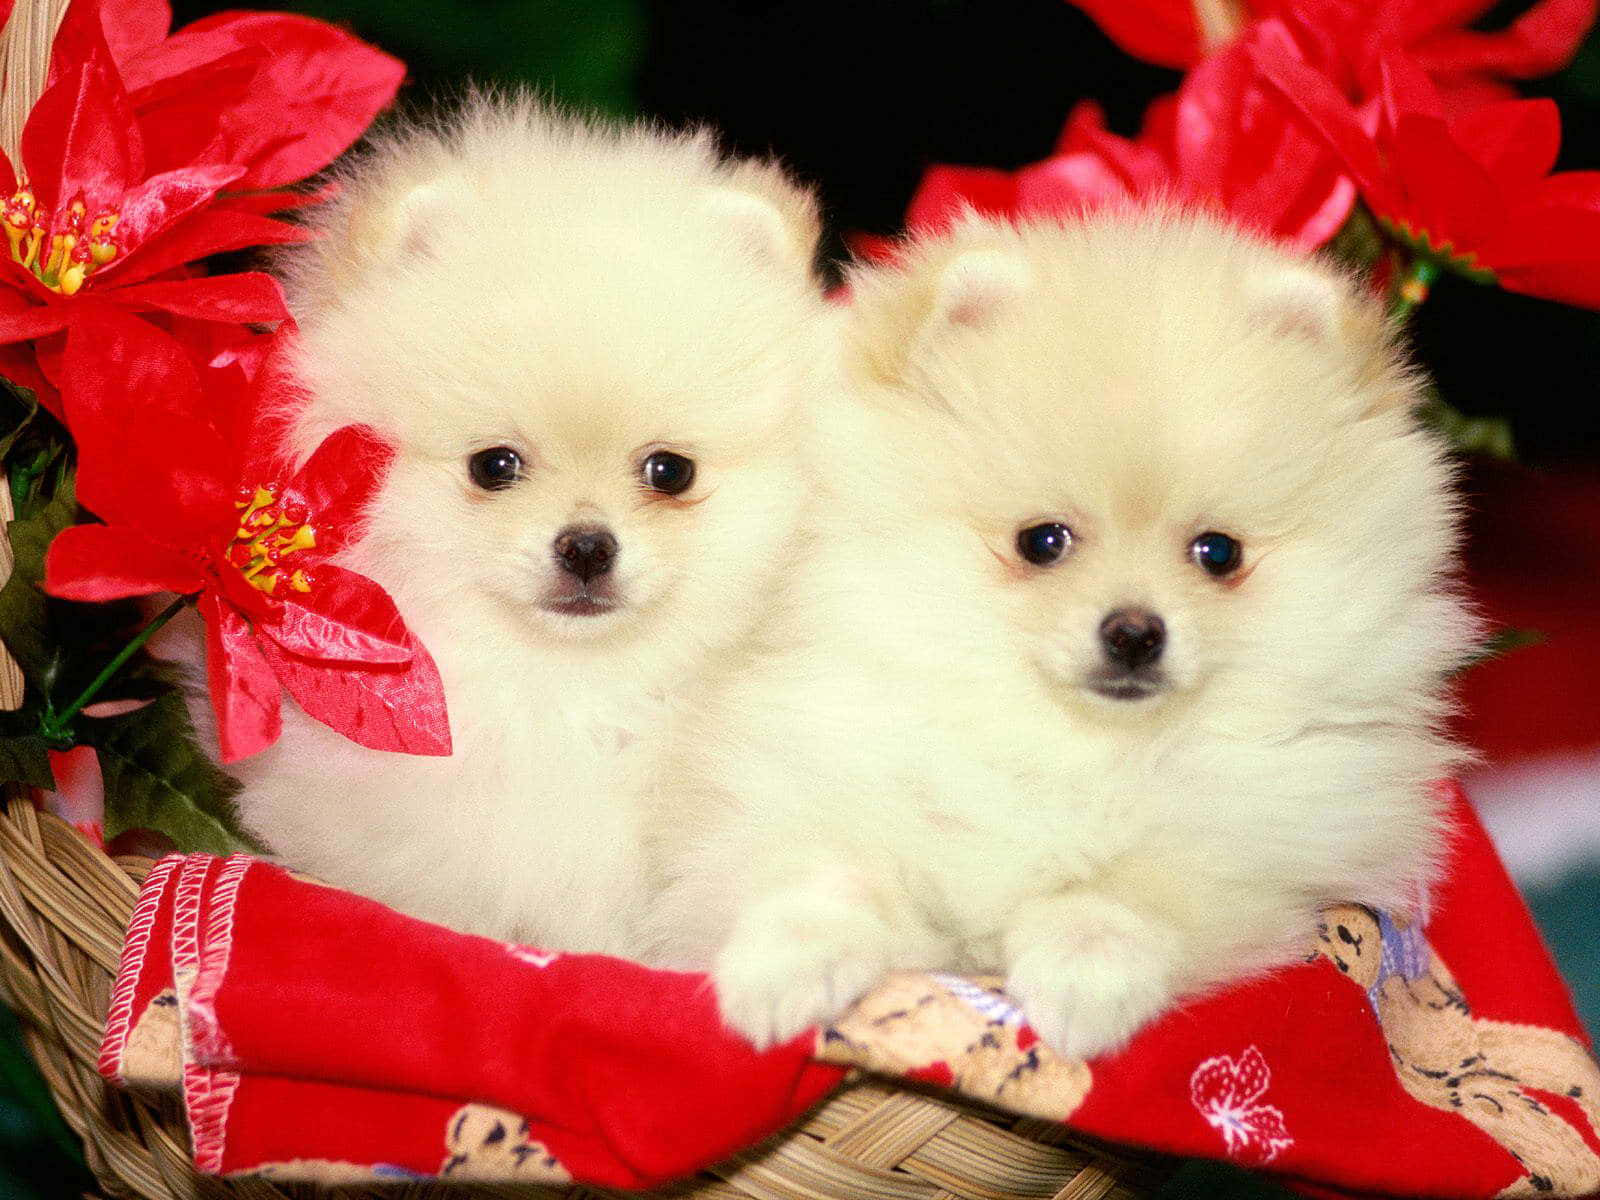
553,525,618,582
1099,608,1165,669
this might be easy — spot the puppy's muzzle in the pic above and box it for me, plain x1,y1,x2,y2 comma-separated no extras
553,525,618,583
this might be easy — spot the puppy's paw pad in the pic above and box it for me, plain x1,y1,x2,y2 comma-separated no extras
713,935,884,1050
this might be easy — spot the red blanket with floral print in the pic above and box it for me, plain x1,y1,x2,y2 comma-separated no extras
99,782,1600,1196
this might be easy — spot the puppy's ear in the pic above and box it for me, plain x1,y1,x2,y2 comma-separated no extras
345,175,462,265
926,248,1032,332
1245,259,1419,415
1242,259,1348,344
846,237,1030,388
702,159,821,275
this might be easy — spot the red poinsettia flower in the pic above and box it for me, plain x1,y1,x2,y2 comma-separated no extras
1066,0,1596,103
43,309,451,763
0,5,295,362
887,26,1352,252
0,0,404,413
91,0,405,190
1253,30,1600,307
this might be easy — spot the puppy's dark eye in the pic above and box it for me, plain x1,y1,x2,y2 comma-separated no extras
1190,531,1242,577
1016,522,1073,566
469,446,523,491
642,451,695,495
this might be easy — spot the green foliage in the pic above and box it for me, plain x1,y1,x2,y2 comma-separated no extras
0,377,39,461
1324,204,1386,277
0,471,79,692
1418,397,1517,462
0,377,252,856
1456,627,1545,676
279,0,645,117
0,1006,93,1197
82,693,257,856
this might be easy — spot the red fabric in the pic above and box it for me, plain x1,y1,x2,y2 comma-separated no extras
100,784,1600,1194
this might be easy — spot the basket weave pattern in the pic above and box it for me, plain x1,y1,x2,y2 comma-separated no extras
0,791,1168,1199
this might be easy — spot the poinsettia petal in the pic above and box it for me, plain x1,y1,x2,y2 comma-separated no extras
204,592,283,764
260,632,452,756
112,271,289,324
1064,0,1204,68
44,521,204,601
279,424,396,554
60,305,235,538
1398,0,1497,41
216,184,337,217
1051,99,1169,192
1412,0,1597,80
905,165,1020,234
127,48,259,178
0,301,72,345
1249,25,1397,214
1451,98,1562,198
1389,112,1505,249
1016,155,1137,213
1179,35,1353,247
23,51,142,209
126,12,404,189
1379,52,1448,131
110,162,245,263
263,567,413,665
100,0,172,66
1478,191,1600,307
1497,259,1600,309
108,207,311,287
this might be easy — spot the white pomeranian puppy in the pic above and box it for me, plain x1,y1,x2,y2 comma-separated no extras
219,101,835,954
647,211,1477,1057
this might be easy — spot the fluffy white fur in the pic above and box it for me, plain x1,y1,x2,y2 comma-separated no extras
646,211,1478,1056
221,100,836,954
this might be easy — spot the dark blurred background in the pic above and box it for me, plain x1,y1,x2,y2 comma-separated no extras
2,2,1597,1195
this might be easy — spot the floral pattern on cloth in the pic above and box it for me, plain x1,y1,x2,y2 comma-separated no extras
1189,1046,1294,1164
97,784,1600,1196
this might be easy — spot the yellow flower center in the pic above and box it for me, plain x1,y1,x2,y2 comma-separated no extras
227,486,317,595
4,184,120,295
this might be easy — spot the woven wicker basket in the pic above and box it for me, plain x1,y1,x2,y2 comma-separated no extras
0,789,1176,1199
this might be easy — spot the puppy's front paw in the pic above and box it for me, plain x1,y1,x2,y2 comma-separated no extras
712,915,888,1050
1004,898,1177,1061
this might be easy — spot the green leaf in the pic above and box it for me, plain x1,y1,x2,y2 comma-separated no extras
0,710,55,790
80,692,256,856
1455,627,1545,677
0,375,39,462
1418,398,1516,462
1324,203,1387,276
0,472,77,683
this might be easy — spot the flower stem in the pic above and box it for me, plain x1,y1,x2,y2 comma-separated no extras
37,594,194,746
1389,257,1440,323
